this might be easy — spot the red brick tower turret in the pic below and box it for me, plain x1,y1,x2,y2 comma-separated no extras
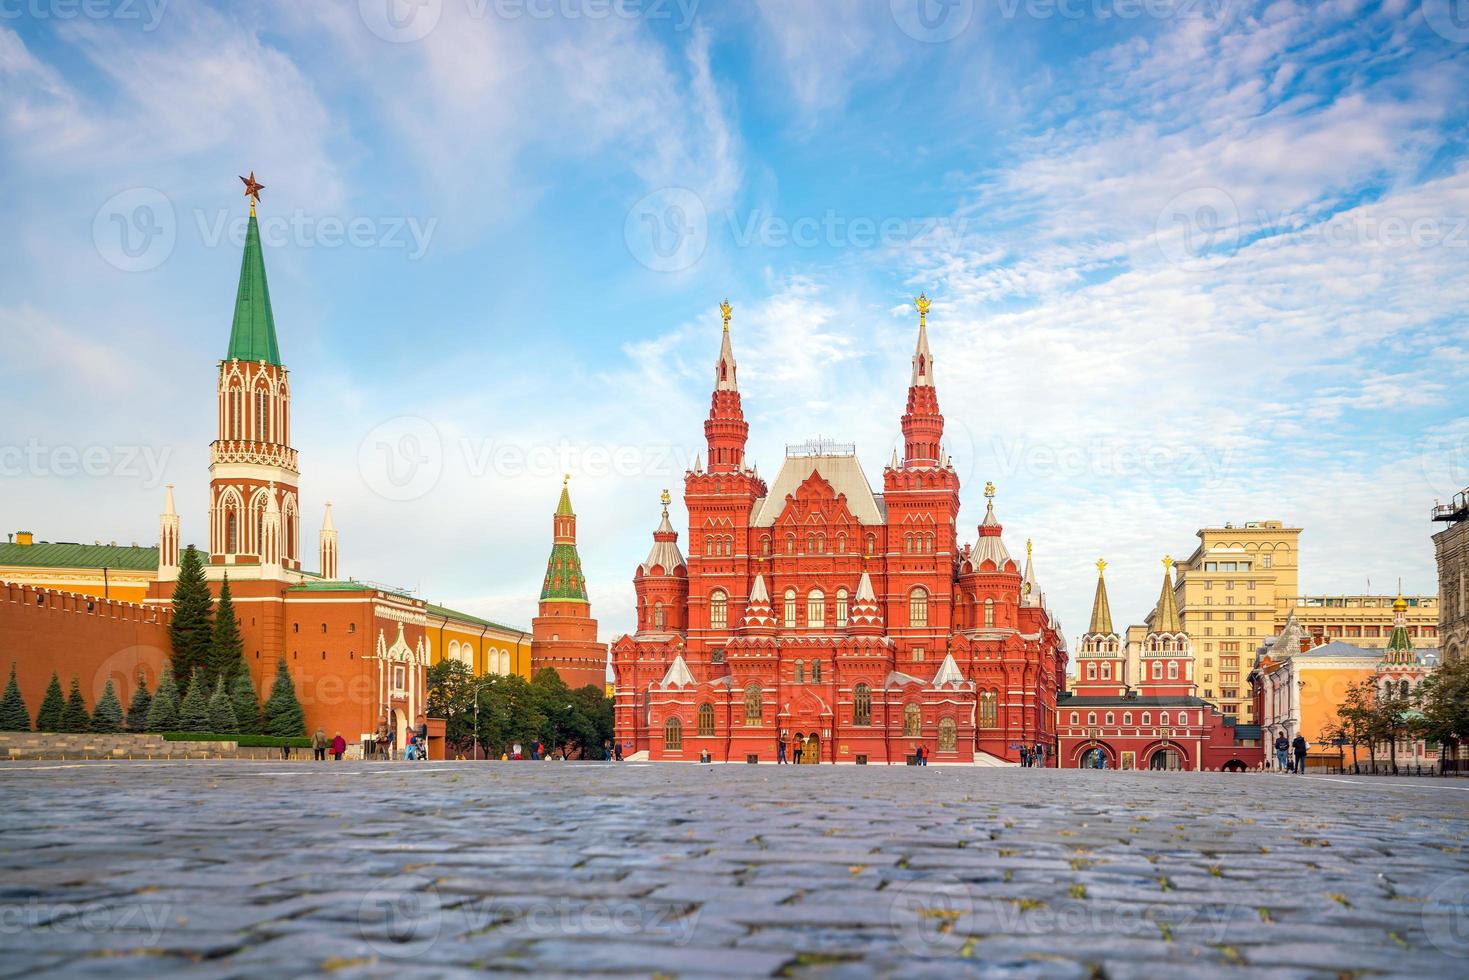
531,476,606,689
634,490,689,636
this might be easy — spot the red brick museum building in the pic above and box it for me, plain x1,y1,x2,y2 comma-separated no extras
611,299,1068,764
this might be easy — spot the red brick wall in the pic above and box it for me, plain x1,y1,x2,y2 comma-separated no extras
0,581,171,721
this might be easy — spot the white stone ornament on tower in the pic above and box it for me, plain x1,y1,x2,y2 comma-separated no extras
319,501,339,581
261,487,283,573
158,483,180,581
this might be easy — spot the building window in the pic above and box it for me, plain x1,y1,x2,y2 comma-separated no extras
866,533,876,555
811,660,821,682
836,588,849,629
1105,712,1115,725
984,598,995,627
1070,711,1079,725
1086,662,1097,680
980,692,998,728
710,590,728,629
783,589,797,628
654,601,665,629
1142,712,1152,726
1123,712,1132,725
909,588,929,627
938,717,957,752
1101,662,1111,680
761,534,771,556
1152,661,1163,679
786,534,796,555
744,684,762,725
697,703,714,737
903,703,921,736
1160,712,1170,726
1087,712,1097,725
710,648,725,665
807,589,825,628
664,717,682,751
794,660,804,684
1168,661,1179,679
226,511,238,553
256,388,268,440
912,646,925,662
854,684,871,725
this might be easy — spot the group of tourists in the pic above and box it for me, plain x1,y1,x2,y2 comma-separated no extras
1273,733,1311,773
1019,743,1048,768
775,730,820,764
310,729,348,761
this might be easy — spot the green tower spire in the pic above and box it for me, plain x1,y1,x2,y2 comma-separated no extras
540,475,588,602
227,174,281,365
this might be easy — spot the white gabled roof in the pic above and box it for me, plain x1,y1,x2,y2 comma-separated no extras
658,654,696,689
932,652,967,687
750,453,885,526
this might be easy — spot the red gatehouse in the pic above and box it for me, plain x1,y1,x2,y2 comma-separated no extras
611,297,1068,764
1057,559,1262,771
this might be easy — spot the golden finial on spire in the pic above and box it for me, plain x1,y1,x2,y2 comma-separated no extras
1162,555,1174,570
239,170,264,217
1026,538,1033,558
984,480,996,499
660,488,671,507
563,473,570,486
1096,558,1108,573
720,298,732,331
915,292,931,326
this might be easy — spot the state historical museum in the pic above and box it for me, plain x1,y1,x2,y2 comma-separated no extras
611,299,1068,764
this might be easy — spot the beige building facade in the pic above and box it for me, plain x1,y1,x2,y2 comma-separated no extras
1432,491,1469,664
1119,521,1436,724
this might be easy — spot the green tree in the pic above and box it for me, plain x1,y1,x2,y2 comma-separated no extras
35,673,65,732
146,664,181,732
1328,679,1378,772
472,673,543,758
206,575,244,690
230,668,261,735
168,544,213,689
0,663,31,731
91,680,124,733
426,659,477,754
262,660,305,737
208,676,238,734
572,683,615,759
177,677,212,731
60,677,91,733
1417,657,1469,766
124,672,153,732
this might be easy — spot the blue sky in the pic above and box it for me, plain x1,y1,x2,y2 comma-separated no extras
2,0,1467,645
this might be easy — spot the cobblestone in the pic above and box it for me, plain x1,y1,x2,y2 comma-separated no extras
1,762,1467,976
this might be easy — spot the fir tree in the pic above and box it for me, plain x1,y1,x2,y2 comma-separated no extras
177,677,212,732
230,668,261,735
125,672,152,733
35,673,65,732
168,544,213,690
91,680,124,733
0,663,31,732
206,574,245,690
146,664,181,733
262,659,305,737
208,676,238,734
60,677,91,733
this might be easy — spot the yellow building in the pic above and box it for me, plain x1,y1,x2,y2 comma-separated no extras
1120,521,1436,724
0,532,156,603
425,603,532,679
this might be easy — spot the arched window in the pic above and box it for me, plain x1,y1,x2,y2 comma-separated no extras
904,533,914,554
837,533,846,554
1070,711,1079,725
710,590,728,629
853,683,871,725
1123,712,1132,725
903,703,921,736
1087,712,1097,725
705,534,713,555
794,660,805,684
909,588,929,627
654,601,665,630
697,703,715,737
1105,712,1115,725
786,534,796,555
663,717,682,751
1142,712,1152,726
1152,661,1163,679
979,692,998,728
1101,662,1112,680
744,684,762,725
811,660,821,682
256,388,269,441
1160,712,1170,726
866,533,876,555
938,717,957,752
761,535,771,556
783,589,797,628
835,588,849,629
984,598,995,627
225,510,238,554
807,532,817,553
1167,660,1179,679
1086,662,1097,680
499,651,511,675
1399,679,1410,699
807,589,825,628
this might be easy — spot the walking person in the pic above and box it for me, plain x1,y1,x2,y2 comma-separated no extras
414,714,429,761
777,730,788,765
330,732,346,761
614,742,623,762
312,728,328,762
385,724,397,761
1274,733,1290,773
1292,734,1309,775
